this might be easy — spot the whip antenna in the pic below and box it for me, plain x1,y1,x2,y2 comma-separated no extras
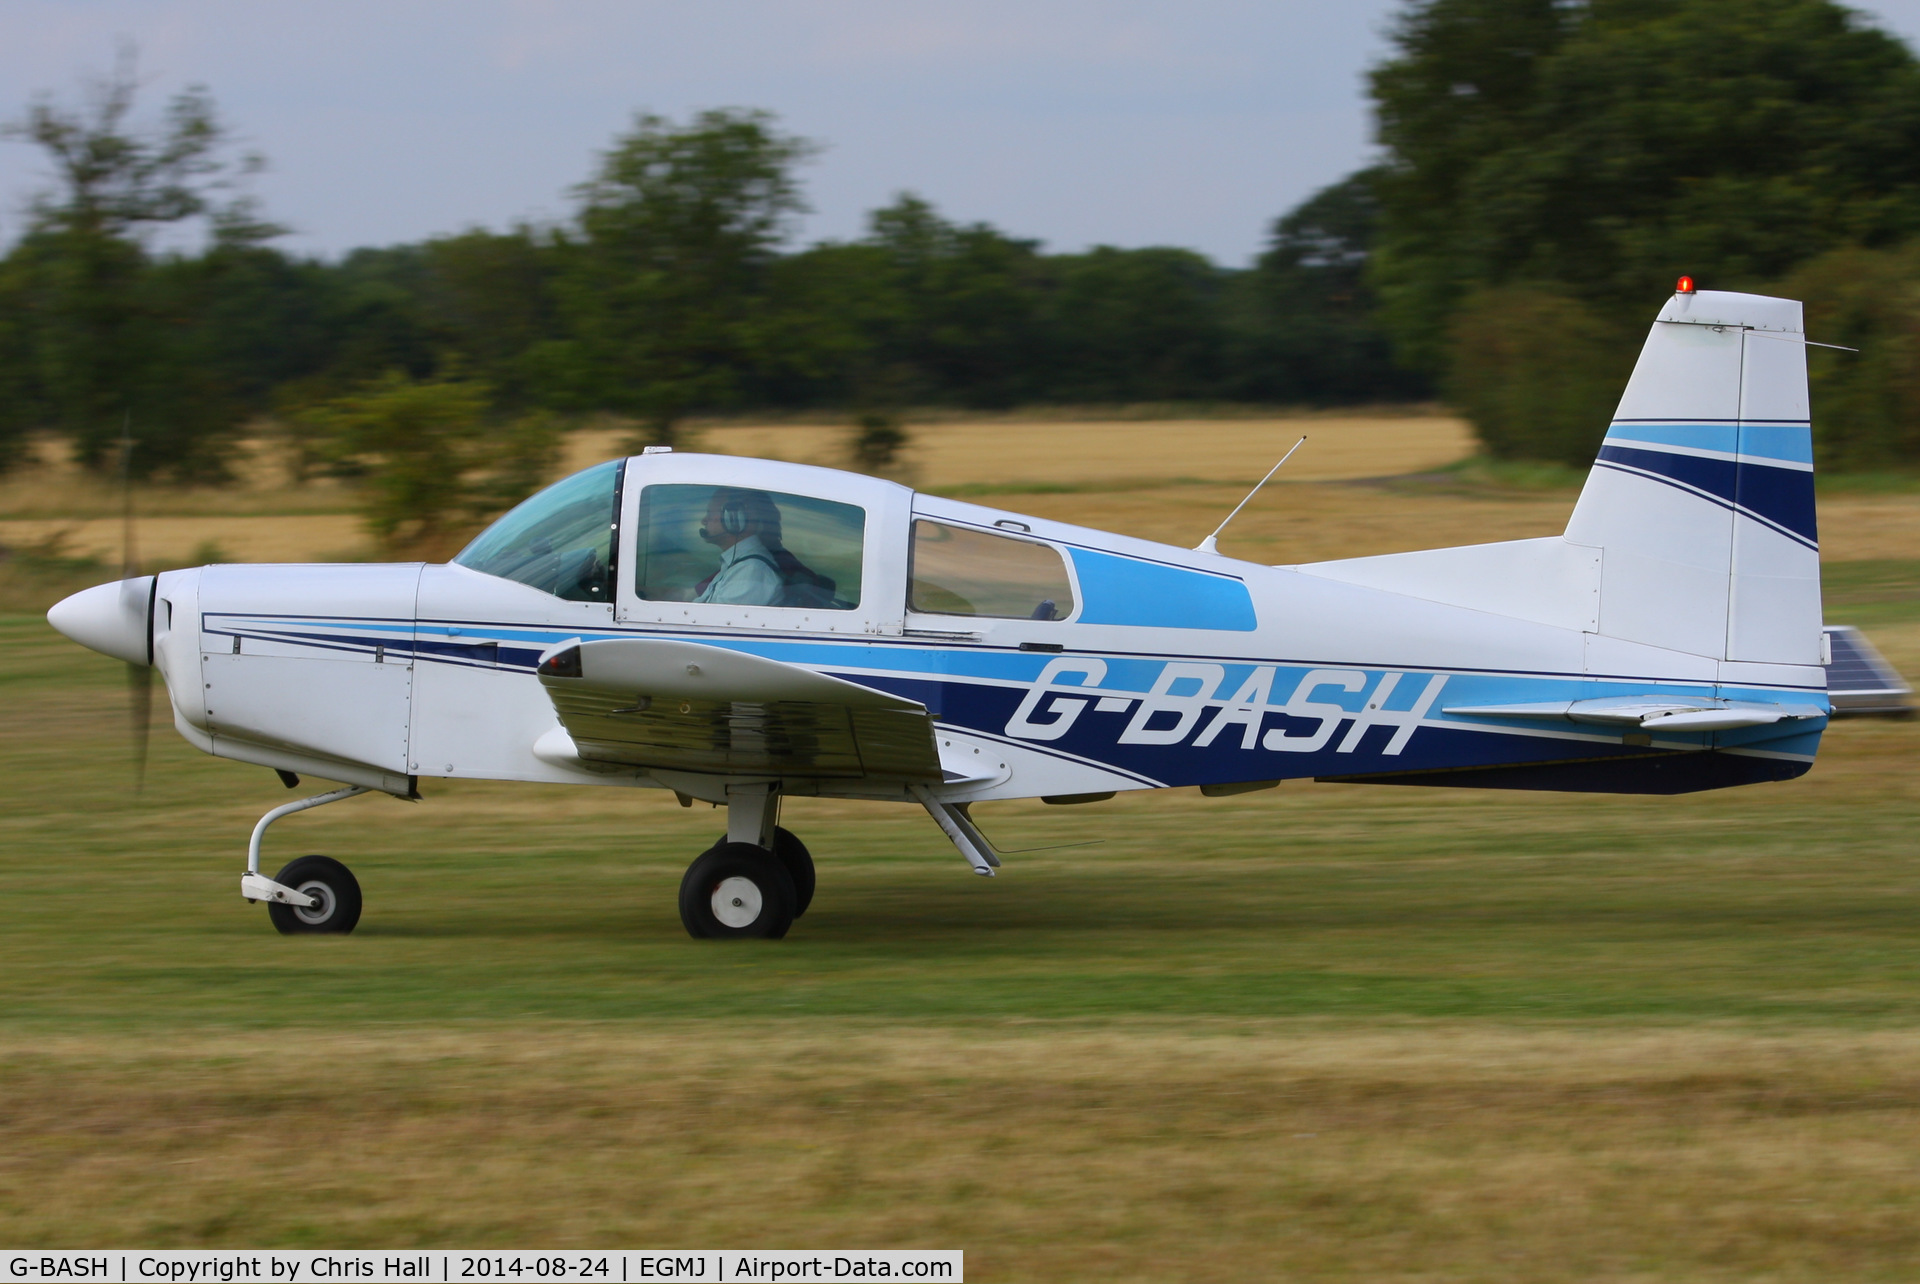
1194,435,1306,554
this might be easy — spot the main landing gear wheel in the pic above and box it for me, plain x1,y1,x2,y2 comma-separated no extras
680,842,797,940
713,826,815,918
772,827,815,918
265,854,363,935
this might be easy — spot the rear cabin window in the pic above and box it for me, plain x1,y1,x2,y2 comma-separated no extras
909,520,1075,620
634,484,864,610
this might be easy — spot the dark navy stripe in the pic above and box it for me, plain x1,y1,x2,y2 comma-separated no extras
1594,444,1817,546
1598,442,1735,500
202,616,1826,693
1733,458,1820,547
1593,459,1819,551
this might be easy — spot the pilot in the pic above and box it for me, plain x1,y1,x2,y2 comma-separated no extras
694,488,786,606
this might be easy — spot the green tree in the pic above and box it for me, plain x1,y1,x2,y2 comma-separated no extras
1370,0,1920,460
547,109,815,445
294,371,557,556
1781,245,1920,470
1045,245,1224,402
750,239,894,407
1229,169,1428,405
2,49,276,478
857,194,1050,408
418,227,561,408
312,246,446,387
1444,286,1636,465
0,249,47,471
1368,0,1573,373
847,409,909,473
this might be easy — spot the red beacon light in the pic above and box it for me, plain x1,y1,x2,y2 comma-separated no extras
1676,275,1696,294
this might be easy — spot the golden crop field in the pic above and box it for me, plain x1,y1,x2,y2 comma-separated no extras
11,412,1920,572
2,415,1918,1279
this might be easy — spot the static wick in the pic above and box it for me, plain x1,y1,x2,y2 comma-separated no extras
1195,435,1306,555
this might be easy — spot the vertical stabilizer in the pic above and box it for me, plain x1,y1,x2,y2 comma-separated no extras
1564,289,1821,665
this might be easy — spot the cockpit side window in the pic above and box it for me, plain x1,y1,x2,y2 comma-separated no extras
909,520,1075,621
453,460,621,602
634,484,865,610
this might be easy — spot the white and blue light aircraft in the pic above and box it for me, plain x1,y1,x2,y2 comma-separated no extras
49,284,1830,939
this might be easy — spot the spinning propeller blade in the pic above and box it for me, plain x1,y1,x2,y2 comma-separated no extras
119,417,153,792
127,650,152,791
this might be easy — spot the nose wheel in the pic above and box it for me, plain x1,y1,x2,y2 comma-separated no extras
242,785,372,935
264,854,363,934
680,842,798,939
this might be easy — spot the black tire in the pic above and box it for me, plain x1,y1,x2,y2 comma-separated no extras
713,826,815,918
265,854,362,935
771,827,815,918
679,843,796,940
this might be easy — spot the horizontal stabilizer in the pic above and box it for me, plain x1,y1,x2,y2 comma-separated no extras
1824,624,1914,716
1444,695,1825,733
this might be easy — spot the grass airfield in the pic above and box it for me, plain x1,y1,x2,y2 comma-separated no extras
2,415,1919,1279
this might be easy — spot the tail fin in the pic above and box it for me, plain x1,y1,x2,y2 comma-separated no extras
1296,287,1822,669
1564,288,1821,665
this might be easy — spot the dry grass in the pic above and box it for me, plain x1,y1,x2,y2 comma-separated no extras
0,514,366,567
0,433,354,521
4,1025,1919,1280
11,483,1917,574
1813,496,1920,560
653,413,1478,488
8,414,1919,570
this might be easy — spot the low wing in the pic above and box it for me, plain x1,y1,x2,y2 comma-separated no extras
1443,695,1826,733
536,637,941,780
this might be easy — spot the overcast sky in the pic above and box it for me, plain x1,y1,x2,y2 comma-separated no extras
6,1,1920,267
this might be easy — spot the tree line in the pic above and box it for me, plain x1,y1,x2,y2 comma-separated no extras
1372,0,1920,469
9,0,1920,524
0,63,1420,508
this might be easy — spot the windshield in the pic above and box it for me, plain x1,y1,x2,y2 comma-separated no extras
454,460,622,601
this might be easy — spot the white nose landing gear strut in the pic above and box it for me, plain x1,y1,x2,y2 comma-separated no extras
240,785,371,934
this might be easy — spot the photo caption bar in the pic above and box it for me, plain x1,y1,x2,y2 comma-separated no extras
1,1254,961,1283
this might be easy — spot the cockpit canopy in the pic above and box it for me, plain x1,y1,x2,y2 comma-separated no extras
452,453,1167,635
454,459,620,602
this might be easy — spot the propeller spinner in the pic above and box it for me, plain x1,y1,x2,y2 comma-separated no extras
47,576,156,667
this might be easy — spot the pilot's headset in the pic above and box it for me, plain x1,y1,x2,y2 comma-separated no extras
701,492,754,543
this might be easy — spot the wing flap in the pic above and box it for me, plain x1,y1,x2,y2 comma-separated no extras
537,638,940,780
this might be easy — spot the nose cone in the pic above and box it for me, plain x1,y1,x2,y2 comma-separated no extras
48,577,153,665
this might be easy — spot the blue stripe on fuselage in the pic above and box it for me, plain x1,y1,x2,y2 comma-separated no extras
204,614,1826,788
1068,548,1259,631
